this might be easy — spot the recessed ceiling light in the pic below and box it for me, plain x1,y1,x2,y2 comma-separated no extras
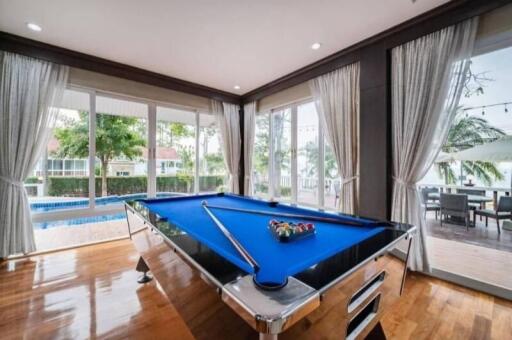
27,22,42,32
233,85,241,90
311,42,321,50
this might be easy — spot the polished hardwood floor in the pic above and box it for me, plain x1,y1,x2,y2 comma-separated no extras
1,239,511,339
0,240,194,340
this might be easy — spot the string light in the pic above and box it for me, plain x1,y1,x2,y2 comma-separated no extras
462,101,512,116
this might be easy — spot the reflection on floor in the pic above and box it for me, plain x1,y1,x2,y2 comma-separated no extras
1,239,511,339
34,219,129,251
0,240,193,340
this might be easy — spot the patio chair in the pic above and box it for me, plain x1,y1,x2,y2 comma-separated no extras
440,193,470,231
421,188,439,220
473,196,512,234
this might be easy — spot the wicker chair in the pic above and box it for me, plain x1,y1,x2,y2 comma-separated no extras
421,188,439,220
440,193,470,231
473,196,512,234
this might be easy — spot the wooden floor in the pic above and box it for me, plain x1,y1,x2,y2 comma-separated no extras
1,240,511,340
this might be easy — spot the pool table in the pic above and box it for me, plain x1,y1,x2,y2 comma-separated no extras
125,193,415,339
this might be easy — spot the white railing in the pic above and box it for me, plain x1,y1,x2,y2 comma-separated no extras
255,174,337,194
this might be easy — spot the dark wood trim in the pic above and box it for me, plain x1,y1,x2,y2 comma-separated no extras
0,31,241,105
241,0,512,103
239,106,245,195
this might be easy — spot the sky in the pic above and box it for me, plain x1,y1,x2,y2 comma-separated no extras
420,45,512,188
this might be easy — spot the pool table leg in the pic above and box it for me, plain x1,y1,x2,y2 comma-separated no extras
135,256,153,284
259,333,277,340
400,235,413,296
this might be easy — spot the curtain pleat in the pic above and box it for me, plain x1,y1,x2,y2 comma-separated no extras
309,63,360,214
211,100,241,194
0,51,69,257
243,102,256,195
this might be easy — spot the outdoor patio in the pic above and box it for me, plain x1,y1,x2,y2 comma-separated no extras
426,211,512,253
426,211,512,290
34,219,129,251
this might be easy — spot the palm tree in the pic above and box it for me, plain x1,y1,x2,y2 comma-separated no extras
436,111,506,186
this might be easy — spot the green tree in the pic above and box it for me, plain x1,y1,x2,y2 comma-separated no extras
204,153,225,174
301,141,338,179
254,116,270,175
436,112,505,186
54,112,146,196
157,121,194,147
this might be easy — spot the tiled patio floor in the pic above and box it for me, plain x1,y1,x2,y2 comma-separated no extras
426,212,512,253
34,219,129,251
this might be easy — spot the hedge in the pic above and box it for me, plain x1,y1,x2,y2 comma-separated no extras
253,183,291,196
47,175,226,197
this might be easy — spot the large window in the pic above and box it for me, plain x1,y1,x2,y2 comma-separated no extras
252,101,346,210
199,113,228,192
156,106,196,194
28,89,228,251
95,95,148,198
253,113,270,198
297,102,319,205
271,108,292,200
27,89,90,204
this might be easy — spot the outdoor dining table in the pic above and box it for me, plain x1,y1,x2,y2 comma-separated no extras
428,192,493,227
428,192,493,205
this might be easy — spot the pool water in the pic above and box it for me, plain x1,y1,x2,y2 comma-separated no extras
30,193,176,212
33,213,127,229
31,192,178,229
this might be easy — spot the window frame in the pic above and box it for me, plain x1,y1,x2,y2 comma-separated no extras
31,85,221,223
253,98,333,210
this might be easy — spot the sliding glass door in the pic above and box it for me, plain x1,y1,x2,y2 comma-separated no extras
156,106,196,195
95,95,149,199
252,101,344,210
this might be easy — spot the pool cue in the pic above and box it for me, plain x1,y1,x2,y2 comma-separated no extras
203,201,378,227
201,201,260,272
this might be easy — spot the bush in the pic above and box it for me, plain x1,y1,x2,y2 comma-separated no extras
47,175,226,197
48,177,89,197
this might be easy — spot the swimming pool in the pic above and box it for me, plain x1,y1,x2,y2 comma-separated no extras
30,193,177,212
31,192,179,229
33,213,127,229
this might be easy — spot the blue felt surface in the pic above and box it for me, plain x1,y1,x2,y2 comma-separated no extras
140,194,385,285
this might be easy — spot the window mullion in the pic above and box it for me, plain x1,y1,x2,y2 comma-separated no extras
194,111,200,194
148,103,157,198
88,90,96,209
291,106,298,203
318,117,325,208
268,111,275,199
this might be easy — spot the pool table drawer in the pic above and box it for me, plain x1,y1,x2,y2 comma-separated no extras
281,254,403,340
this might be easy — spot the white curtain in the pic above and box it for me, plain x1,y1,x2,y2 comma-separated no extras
0,51,69,257
391,18,479,272
243,101,256,196
309,63,360,214
211,100,241,194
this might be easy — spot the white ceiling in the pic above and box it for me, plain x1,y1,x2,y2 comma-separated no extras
0,0,450,94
